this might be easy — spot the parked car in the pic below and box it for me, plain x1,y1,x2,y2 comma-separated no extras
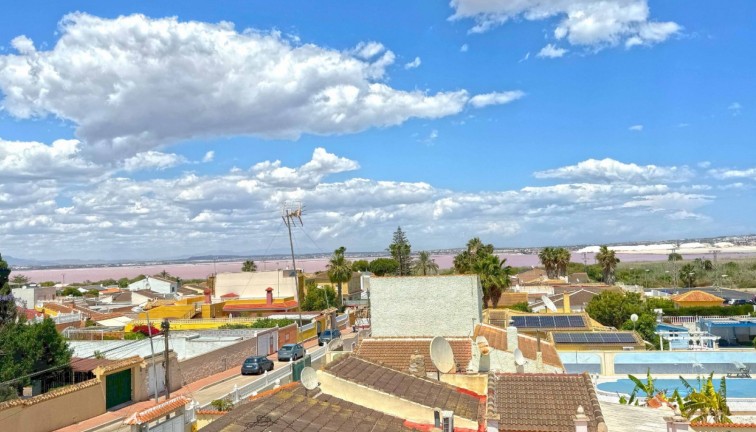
277,343,305,361
241,356,274,375
728,299,748,306
318,328,342,346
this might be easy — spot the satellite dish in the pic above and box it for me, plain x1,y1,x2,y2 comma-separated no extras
301,367,318,390
514,348,526,366
541,295,557,313
430,336,456,374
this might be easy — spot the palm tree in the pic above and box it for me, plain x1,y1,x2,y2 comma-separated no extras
554,247,571,277
473,254,513,308
680,263,696,288
454,237,494,274
241,260,257,272
413,251,439,276
538,247,557,278
680,374,731,424
595,245,620,285
327,246,352,306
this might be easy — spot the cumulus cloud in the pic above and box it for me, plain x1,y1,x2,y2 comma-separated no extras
534,158,694,184
537,44,567,58
0,138,102,181
404,57,422,69
0,13,521,161
468,91,525,108
202,151,215,163
708,167,756,180
628,124,643,132
449,0,681,51
122,151,188,172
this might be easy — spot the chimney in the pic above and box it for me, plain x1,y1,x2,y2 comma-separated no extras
408,350,426,378
486,372,500,431
574,406,589,432
506,325,518,352
563,292,571,313
203,288,212,304
536,332,543,370
265,287,273,306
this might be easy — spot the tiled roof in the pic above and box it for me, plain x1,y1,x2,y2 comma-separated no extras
222,300,298,312
201,382,414,432
474,324,564,370
95,355,143,373
71,357,117,373
42,302,75,314
17,307,43,320
134,290,167,300
0,379,101,409
671,290,724,303
355,337,473,373
124,396,191,425
325,355,484,422
493,373,605,432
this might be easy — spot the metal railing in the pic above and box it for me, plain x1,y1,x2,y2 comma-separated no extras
198,345,327,410
665,315,750,324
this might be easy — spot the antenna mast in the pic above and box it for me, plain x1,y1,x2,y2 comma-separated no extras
282,201,304,325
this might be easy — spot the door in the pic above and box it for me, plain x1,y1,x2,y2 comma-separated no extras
147,361,166,396
105,369,132,409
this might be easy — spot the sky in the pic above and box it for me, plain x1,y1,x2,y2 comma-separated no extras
0,0,755,261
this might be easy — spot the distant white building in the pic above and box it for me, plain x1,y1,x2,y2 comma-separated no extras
12,285,57,308
370,275,483,338
127,276,177,295
213,269,300,299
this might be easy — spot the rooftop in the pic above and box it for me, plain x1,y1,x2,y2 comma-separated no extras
671,290,724,303
355,337,473,373
493,373,606,432
473,323,564,370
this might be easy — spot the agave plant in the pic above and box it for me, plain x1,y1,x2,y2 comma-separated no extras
679,373,731,424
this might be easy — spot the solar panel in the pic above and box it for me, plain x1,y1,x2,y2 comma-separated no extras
511,315,588,329
552,332,637,345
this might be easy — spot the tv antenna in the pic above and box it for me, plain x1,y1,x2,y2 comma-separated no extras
430,336,456,378
282,201,304,325
541,295,557,313
301,366,318,393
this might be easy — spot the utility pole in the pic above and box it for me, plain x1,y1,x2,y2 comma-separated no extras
671,247,678,288
282,202,304,326
711,249,719,290
161,320,170,400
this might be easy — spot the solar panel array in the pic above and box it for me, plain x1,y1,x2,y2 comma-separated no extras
510,315,586,329
552,332,638,344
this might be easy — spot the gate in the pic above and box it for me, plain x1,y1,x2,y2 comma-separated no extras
291,354,312,381
106,369,132,409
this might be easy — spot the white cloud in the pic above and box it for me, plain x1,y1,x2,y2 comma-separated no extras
460,44,469,52
0,13,513,161
202,151,215,163
537,44,567,58
534,158,694,183
708,167,756,180
450,0,681,50
404,56,422,69
468,91,525,108
0,138,102,181
628,124,643,132
122,151,188,172
697,161,711,169
728,102,742,115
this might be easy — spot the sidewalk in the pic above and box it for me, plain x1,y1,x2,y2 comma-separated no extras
55,329,349,432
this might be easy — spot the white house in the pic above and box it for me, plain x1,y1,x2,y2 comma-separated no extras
213,269,300,299
12,285,57,308
127,276,177,295
369,274,483,338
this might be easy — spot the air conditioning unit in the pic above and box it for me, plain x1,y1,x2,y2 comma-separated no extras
441,410,454,432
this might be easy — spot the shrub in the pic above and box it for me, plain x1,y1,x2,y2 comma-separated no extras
131,325,161,337
210,398,234,411
124,332,147,340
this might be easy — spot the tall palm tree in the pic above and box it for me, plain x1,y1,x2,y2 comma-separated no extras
473,254,513,308
327,246,352,306
455,237,494,273
595,245,620,285
413,251,439,276
538,247,557,278
241,260,257,272
555,247,571,278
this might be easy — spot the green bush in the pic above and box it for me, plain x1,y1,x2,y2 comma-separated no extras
218,318,296,329
124,332,147,340
507,302,532,313
210,398,234,411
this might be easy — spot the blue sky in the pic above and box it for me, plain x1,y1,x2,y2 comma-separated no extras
0,1,754,260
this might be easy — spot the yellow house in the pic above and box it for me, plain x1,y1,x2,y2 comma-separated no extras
670,290,724,308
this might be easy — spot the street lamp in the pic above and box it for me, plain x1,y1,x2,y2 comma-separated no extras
630,313,639,332
645,269,650,288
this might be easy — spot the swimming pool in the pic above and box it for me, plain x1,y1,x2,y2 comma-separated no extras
597,378,756,398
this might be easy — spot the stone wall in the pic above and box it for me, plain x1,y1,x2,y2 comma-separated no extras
178,336,257,385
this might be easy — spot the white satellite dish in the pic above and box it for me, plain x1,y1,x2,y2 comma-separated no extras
541,295,558,313
301,367,318,390
430,336,456,374
514,348,526,366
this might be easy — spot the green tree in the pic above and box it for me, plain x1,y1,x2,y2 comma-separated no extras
680,263,697,287
301,282,338,311
388,227,412,276
508,302,531,313
327,247,352,305
352,260,370,272
621,313,658,347
241,260,257,272
117,277,130,288
0,253,17,328
85,289,100,297
454,237,494,274
412,251,439,276
369,258,399,276
595,245,620,285
585,291,644,330
668,252,683,261
473,254,513,308
10,274,30,285
59,287,83,297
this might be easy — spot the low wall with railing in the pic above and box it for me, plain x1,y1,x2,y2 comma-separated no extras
665,315,750,325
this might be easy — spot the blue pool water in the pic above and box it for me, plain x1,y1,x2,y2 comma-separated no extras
598,378,756,398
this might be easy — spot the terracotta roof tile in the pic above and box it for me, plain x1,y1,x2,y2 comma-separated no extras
201,382,414,432
474,324,564,370
325,355,485,422
671,290,724,303
0,379,101,409
95,355,143,373
493,373,605,432
222,300,298,312
124,396,191,425
355,337,473,373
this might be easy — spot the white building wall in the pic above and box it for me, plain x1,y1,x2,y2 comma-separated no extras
214,270,298,299
127,277,175,294
12,286,57,308
370,275,483,338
